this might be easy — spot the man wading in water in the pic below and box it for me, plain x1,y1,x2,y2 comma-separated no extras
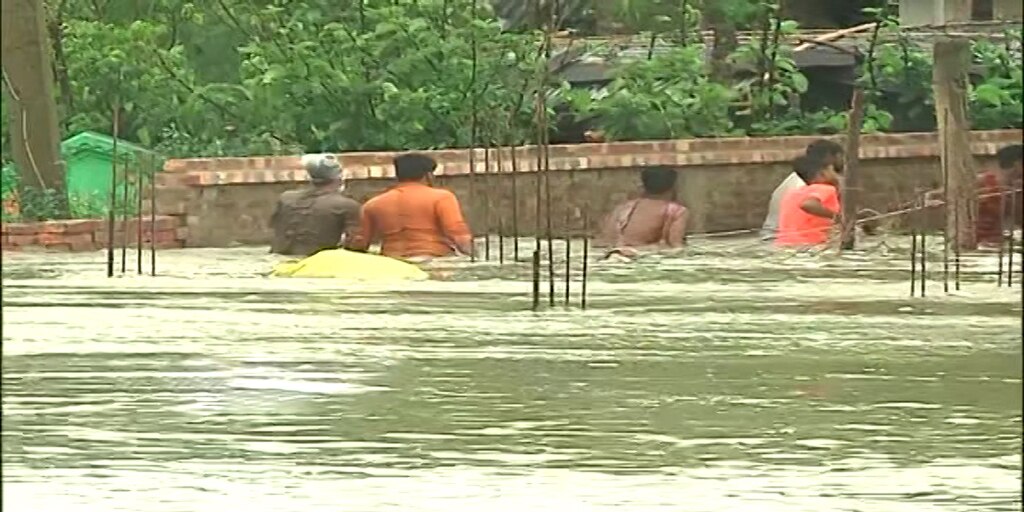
596,166,689,259
269,154,362,257
761,139,845,242
348,153,473,259
775,154,842,247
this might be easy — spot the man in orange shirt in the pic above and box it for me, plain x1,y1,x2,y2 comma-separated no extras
776,155,842,247
348,153,474,259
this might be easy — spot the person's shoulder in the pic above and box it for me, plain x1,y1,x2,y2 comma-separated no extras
363,188,396,208
430,186,460,201
667,201,688,217
808,183,838,194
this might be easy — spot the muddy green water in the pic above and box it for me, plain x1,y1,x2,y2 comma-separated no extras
2,238,1021,511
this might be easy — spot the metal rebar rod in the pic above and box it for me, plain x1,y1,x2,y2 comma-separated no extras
483,139,491,261
150,154,157,276
498,217,505,265
581,213,589,310
1008,221,1015,288
532,249,541,311
1008,191,1017,288
998,230,1005,287
468,0,479,263
496,142,505,265
136,155,144,274
954,199,961,291
942,112,951,293
509,134,520,262
910,230,918,297
120,155,129,274
106,102,119,278
563,236,571,307
919,229,926,297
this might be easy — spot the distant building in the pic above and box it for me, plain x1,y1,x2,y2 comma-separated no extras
897,0,1022,26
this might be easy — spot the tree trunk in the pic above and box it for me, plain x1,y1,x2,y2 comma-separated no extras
2,0,67,214
48,0,75,128
933,37,977,250
703,2,738,82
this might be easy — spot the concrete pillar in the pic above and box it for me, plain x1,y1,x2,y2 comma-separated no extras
994,0,1023,20
899,0,973,25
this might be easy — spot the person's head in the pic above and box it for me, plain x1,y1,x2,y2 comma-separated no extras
793,154,839,186
996,144,1023,178
640,166,678,197
394,153,437,183
806,139,845,174
303,154,343,189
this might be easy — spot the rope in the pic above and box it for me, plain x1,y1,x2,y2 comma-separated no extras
2,68,49,189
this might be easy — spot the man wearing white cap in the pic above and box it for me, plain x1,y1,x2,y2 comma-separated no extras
269,154,362,257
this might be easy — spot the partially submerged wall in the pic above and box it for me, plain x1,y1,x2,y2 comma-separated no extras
155,130,1021,248
1,216,185,252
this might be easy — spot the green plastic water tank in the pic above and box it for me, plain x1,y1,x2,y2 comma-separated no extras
61,131,161,206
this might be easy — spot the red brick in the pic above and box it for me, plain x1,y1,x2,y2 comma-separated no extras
36,232,92,246
63,220,103,234
39,221,68,234
4,223,38,235
7,233,37,246
163,159,190,173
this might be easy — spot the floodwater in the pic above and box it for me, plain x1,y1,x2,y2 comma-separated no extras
2,237,1021,512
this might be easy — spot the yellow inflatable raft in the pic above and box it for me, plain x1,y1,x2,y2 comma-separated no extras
271,249,429,281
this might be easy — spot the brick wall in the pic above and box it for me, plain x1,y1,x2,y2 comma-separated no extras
156,130,1022,248
1,216,185,252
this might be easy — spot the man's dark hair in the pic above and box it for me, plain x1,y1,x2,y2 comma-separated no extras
805,139,843,160
793,154,826,183
394,153,437,181
641,166,678,195
996,144,1023,169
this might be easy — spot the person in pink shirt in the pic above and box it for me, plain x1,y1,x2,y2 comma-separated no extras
776,155,842,247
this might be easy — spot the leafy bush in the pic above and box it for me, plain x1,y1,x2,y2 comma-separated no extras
568,45,736,140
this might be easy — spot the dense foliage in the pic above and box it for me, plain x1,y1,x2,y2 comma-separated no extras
0,0,1021,201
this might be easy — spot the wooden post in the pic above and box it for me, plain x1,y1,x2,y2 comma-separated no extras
933,37,977,251
841,87,866,250
2,0,67,214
